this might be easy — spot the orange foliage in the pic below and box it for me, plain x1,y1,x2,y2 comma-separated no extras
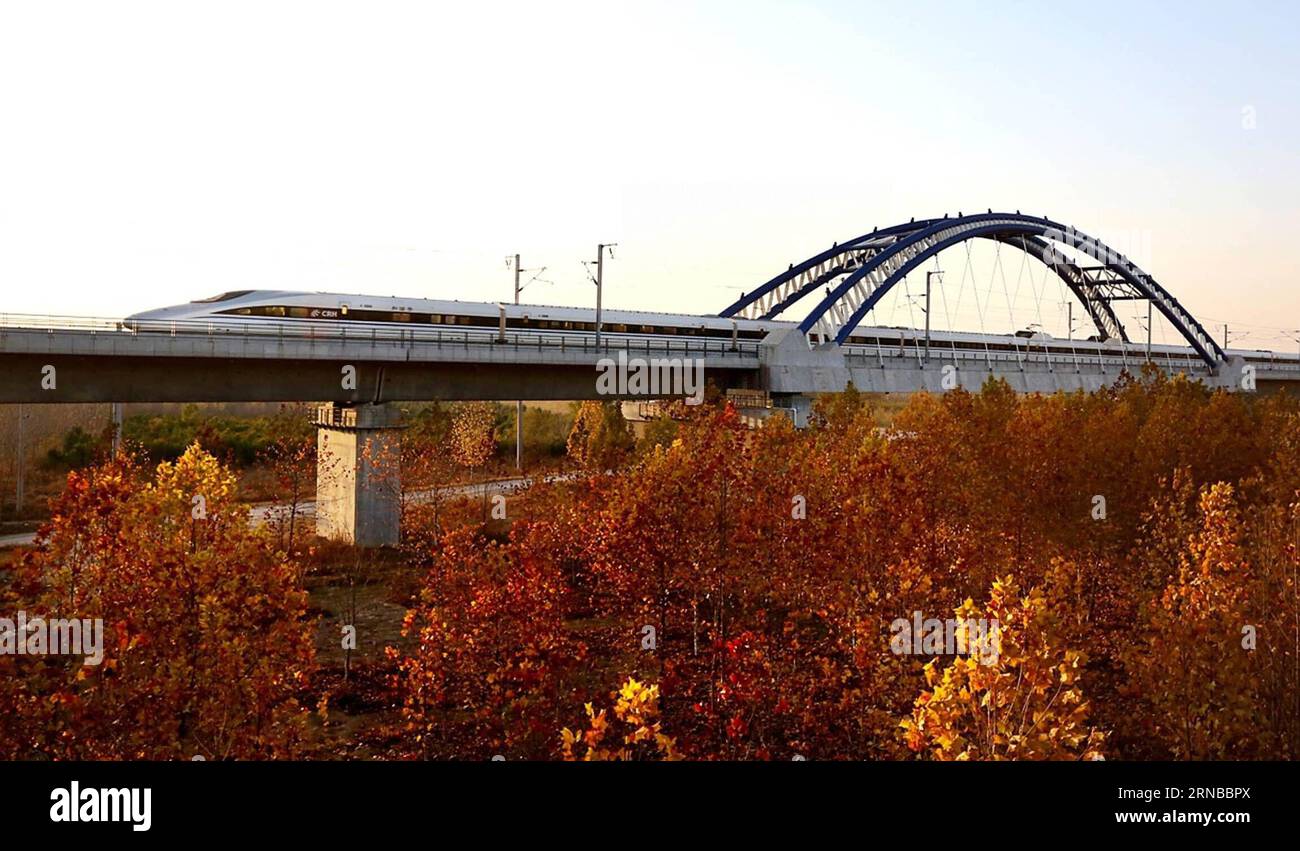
0,445,314,759
383,376,1300,759
6,370,1299,761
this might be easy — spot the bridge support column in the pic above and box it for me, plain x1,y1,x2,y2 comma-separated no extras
313,402,403,548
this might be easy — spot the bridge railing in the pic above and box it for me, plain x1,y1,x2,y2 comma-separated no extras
5,312,1297,374
0,313,763,360
841,331,1300,376
0,314,122,333
844,345,1218,375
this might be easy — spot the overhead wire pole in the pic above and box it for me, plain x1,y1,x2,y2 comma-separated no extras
1146,301,1152,361
507,254,547,470
1061,300,1081,372
924,269,942,363
513,254,522,470
587,243,616,346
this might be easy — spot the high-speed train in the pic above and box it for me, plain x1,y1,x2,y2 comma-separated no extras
121,289,1293,367
122,289,779,342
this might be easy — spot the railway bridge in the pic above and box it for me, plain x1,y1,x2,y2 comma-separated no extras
3,212,1295,545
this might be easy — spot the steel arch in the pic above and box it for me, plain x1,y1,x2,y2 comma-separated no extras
722,213,1225,368
718,219,939,321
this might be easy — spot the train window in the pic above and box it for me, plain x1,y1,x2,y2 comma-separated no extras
428,314,441,324
288,307,312,318
341,305,349,316
263,306,287,317
444,315,457,325
393,312,412,322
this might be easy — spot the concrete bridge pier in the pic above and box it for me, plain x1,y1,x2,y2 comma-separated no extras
314,402,404,548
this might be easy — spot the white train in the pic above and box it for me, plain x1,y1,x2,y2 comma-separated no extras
122,289,1292,367
123,289,777,343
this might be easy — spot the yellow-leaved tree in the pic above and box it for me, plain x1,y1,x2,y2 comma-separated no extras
561,678,681,761
1125,482,1262,758
566,401,634,471
900,576,1107,760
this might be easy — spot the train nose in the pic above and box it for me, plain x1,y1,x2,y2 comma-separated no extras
124,306,187,321
121,303,202,333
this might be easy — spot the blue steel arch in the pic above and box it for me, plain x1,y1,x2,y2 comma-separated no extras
718,219,940,321
721,213,1225,369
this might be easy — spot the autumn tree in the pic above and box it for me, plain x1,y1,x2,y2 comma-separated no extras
901,576,1108,761
1,445,315,760
637,413,679,456
1125,483,1262,758
449,402,499,521
259,404,318,557
392,523,584,759
566,401,634,470
449,402,498,472
561,678,681,761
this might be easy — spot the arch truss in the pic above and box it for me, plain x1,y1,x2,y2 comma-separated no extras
719,212,1225,368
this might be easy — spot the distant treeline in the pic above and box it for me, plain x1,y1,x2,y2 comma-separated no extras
43,402,577,469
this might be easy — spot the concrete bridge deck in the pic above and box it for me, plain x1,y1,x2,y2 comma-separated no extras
3,313,1297,405
0,316,761,403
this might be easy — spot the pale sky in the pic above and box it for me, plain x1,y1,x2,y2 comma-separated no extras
2,1,1298,348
